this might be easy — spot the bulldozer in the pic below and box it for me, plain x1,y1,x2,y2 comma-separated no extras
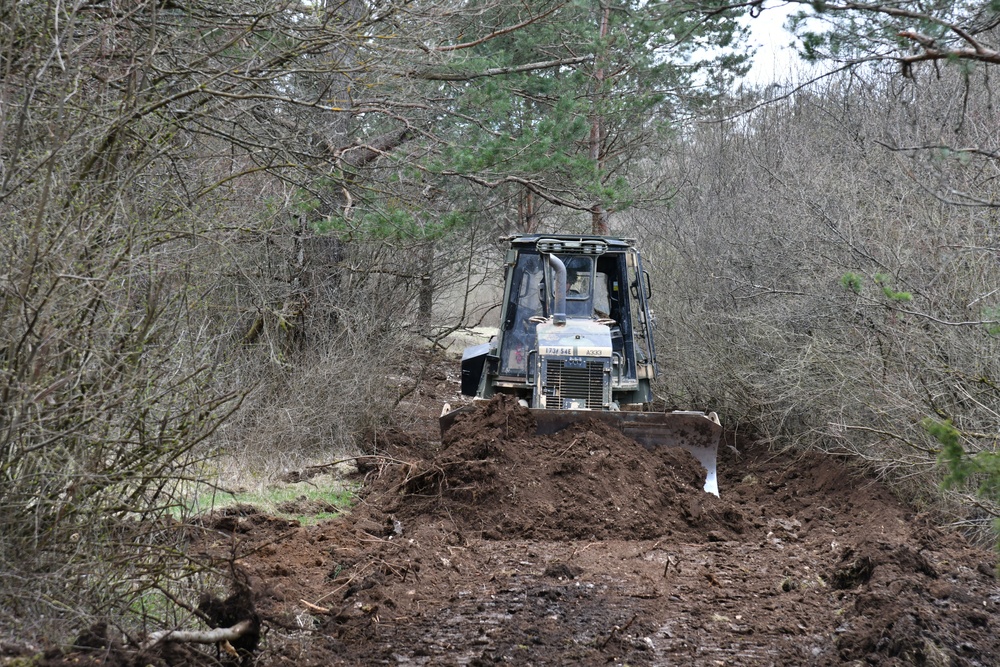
440,234,722,495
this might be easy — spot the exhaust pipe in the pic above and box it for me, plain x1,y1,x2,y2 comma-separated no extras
545,254,567,325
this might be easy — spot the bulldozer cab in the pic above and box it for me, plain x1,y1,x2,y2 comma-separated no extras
493,236,656,407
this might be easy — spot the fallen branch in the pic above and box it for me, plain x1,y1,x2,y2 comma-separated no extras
600,613,638,649
141,619,254,650
300,599,331,614
557,437,580,457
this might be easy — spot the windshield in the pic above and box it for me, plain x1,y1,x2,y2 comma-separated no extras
553,255,593,300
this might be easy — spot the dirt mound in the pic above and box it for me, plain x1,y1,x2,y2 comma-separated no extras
364,395,739,542
17,352,1000,667
827,533,997,665
216,395,1000,665
194,503,301,533
154,391,1000,666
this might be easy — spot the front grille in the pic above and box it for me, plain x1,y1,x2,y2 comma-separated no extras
545,360,606,409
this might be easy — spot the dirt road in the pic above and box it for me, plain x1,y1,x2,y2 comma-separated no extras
34,374,1000,667
222,394,1000,666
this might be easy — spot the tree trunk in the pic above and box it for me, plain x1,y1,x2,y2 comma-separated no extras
519,188,540,233
590,4,611,236
418,241,434,332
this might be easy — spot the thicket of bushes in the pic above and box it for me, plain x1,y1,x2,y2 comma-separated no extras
643,66,1000,537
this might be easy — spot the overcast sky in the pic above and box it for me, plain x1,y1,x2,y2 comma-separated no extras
741,2,807,85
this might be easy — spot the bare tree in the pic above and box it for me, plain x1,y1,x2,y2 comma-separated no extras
634,63,1000,537
0,0,464,644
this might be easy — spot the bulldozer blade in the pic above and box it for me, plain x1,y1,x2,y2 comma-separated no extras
534,410,721,496
440,406,721,495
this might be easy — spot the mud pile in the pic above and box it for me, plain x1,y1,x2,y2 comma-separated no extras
313,395,999,665
366,395,741,541
35,392,1000,666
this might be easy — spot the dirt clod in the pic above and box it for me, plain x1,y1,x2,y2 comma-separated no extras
830,549,877,589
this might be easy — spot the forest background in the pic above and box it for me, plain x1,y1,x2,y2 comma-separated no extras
1,0,998,647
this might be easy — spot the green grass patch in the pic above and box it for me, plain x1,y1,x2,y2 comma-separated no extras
187,474,356,525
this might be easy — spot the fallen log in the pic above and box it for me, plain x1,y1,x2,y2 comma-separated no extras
141,619,255,650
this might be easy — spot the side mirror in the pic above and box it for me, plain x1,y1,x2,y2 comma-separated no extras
630,271,652,300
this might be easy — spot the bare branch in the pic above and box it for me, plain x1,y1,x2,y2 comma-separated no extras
430,3,568,52
409,56,591,81
142,620,255,650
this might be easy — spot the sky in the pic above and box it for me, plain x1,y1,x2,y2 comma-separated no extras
740,1,808,86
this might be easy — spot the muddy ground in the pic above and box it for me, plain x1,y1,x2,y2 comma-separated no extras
36,361,1000,666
